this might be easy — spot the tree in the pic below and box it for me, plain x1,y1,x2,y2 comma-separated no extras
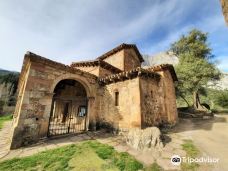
170,29,221,110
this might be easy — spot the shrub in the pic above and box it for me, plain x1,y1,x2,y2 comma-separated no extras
214,90,228,108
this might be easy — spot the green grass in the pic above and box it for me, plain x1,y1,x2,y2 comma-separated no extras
181,140,200,171
144,162,163,171
0,141,144,171
0,144,77,171
0,114,12,130
182,140,199,158
82,141,143,171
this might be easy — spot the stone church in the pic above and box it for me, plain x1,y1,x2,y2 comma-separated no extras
10,43,178,149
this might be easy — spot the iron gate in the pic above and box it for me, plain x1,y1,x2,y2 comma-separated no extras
48,99,87,137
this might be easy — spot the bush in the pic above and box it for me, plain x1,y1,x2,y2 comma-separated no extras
214,90,228,108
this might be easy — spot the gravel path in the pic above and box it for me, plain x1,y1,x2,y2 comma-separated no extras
0,121,12,159
173,114,228,171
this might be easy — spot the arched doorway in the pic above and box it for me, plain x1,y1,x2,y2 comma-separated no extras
48,79,88,136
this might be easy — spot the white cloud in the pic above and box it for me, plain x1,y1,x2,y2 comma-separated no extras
0,0,227,72
216,56,228,72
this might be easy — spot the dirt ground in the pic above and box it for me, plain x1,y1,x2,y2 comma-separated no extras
172,114,228,171
1,114,227,171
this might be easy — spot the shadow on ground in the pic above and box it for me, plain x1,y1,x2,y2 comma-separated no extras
168,114,227,134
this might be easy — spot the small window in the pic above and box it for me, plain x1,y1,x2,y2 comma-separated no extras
78,106,87,117
151,90,153,97
115,91,119,106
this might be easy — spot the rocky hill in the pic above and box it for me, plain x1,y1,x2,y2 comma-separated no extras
143,52,228,90
212,73,228,90
143,51,179,67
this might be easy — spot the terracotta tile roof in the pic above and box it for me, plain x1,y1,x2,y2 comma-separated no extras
98,64,178,85
71,59,122,73
98,67,160,85
146,64,178,81
96,43,144,63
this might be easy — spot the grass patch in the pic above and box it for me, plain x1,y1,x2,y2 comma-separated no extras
0,141,144,171
0,144,77,171
144,162,163,171
181,139,200,171
0,114,12,130
182,140,199,158
83,141,143,171
68,146,119,171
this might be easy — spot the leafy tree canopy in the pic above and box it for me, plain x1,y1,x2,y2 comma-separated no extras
170,29,221,109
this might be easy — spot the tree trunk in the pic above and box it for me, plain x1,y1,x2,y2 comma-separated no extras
193,91,204,110
180,94,190,107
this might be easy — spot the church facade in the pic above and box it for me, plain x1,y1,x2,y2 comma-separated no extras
10,43,178,149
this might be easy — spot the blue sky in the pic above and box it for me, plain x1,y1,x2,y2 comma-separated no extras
0,0,227,72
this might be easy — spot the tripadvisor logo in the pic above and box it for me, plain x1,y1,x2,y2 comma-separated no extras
171,155,181,166
171,155,219,166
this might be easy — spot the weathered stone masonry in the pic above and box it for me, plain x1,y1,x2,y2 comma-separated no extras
10,43,178,149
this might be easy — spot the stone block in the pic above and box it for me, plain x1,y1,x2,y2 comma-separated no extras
24,118,35,125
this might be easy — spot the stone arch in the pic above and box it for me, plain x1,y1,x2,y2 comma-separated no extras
48,79,88,136
50,73,94,97
48,73,97,134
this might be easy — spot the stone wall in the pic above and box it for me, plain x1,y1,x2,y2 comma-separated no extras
139,77,163,128
139,70,177,127
159,70,178,124
75,66,114,77
97,69,178,130
97,77,141,130
104,50,125,71
103,49,141,71
10,53,98,149
75,66,100,76
124,49,141,71
99,67,115,77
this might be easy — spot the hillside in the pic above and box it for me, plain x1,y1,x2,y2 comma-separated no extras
0,69,19,102
0,69,19,76
0,69,12,76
